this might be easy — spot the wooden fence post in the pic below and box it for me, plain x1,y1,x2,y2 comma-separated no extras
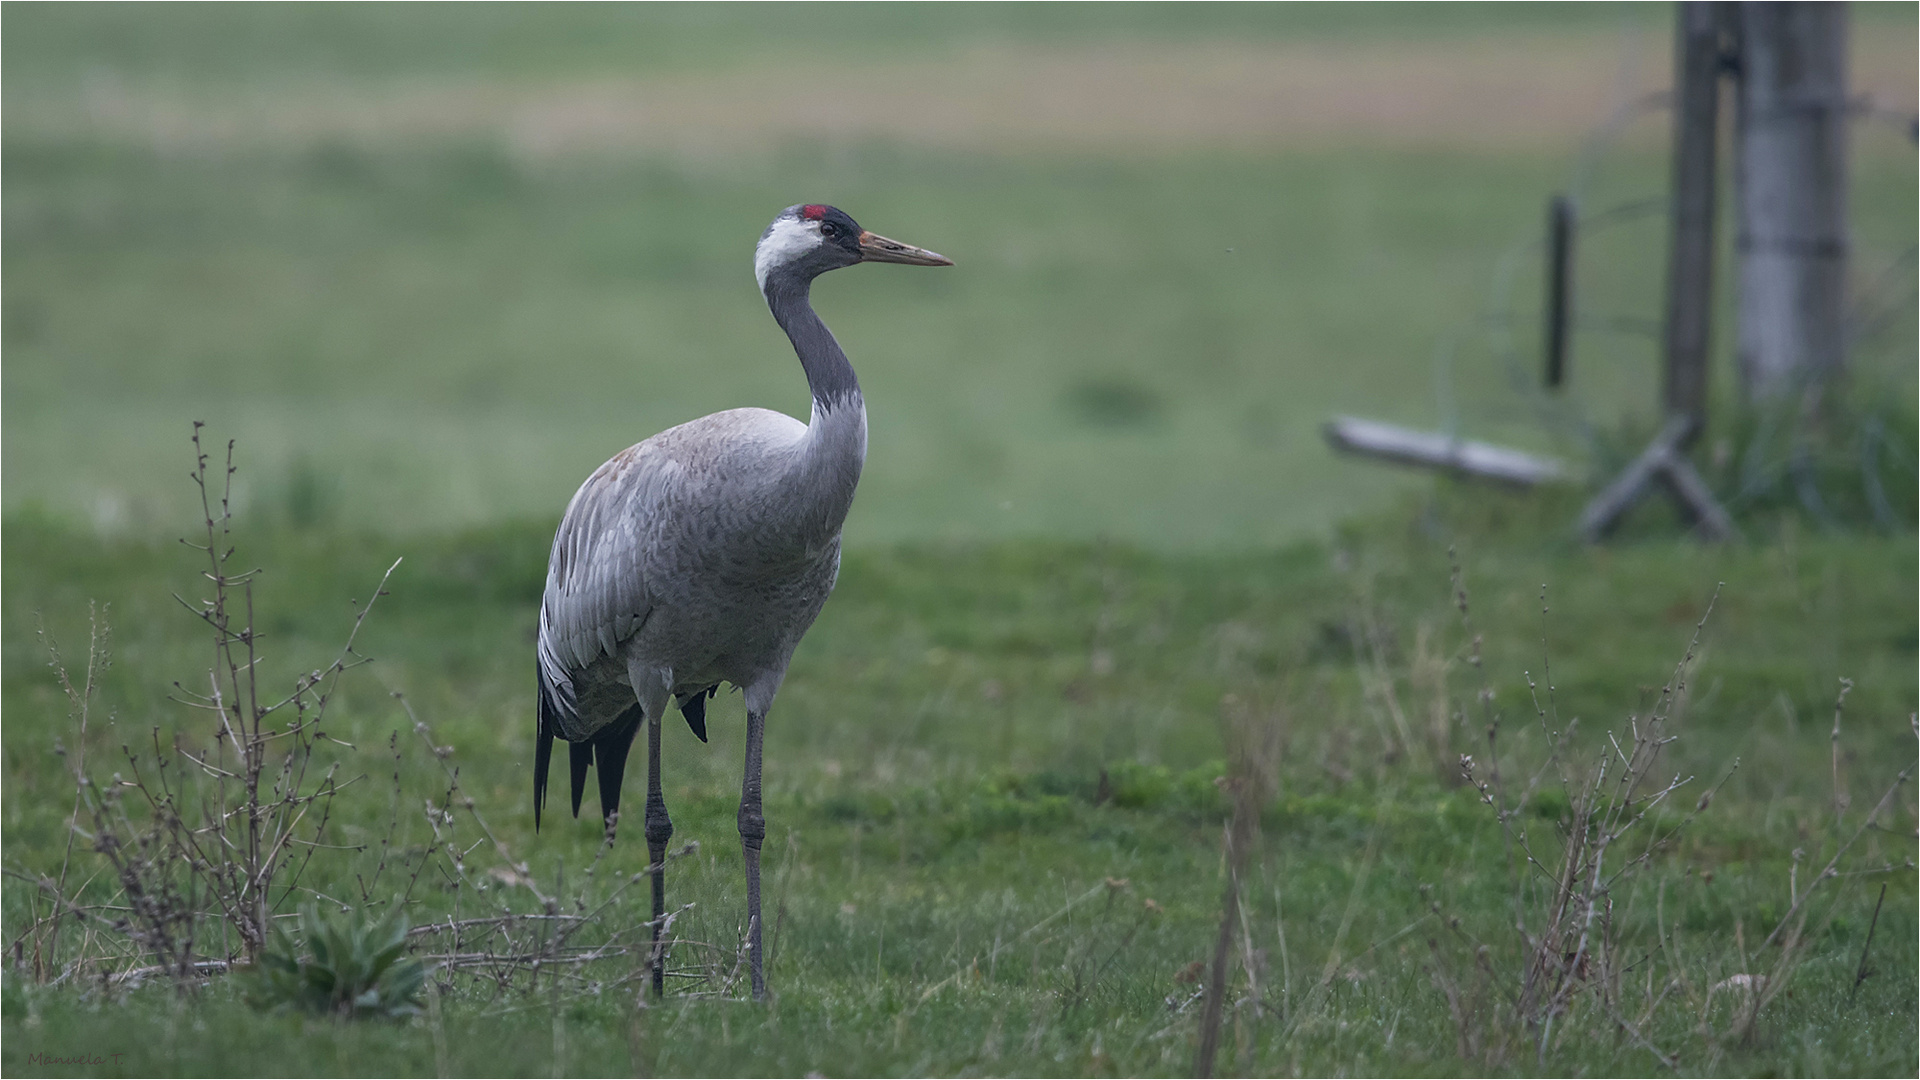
1579,1,1738,542
1660,0,1727,440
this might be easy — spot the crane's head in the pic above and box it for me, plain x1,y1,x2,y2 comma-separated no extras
755,204,951,294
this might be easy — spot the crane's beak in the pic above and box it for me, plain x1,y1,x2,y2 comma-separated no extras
858,230,953,267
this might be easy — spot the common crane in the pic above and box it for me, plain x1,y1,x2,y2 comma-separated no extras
534,204,951,1000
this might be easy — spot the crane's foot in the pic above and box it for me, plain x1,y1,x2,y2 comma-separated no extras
748,913,767,1002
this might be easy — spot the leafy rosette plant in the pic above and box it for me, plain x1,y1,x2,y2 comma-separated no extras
251,902,426,1020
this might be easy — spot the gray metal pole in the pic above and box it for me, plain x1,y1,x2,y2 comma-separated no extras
1734,1,1850,402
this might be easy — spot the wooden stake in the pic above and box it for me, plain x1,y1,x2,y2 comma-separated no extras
1544,195,1575,390
1324,417,1569,487
1577,415,1737,543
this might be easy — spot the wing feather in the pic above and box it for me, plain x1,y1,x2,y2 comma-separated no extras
536,443,676,730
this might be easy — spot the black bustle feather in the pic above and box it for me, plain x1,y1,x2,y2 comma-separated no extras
534,728,553,831
569,740,594,820
534,660,559,831
591,704,645,830
677,685,717,743
538,675,697,833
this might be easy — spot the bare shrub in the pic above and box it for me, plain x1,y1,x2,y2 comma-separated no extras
8,425,395,985
1194,692,1285,1078
7,426,679,1007
1431,553,1914,1069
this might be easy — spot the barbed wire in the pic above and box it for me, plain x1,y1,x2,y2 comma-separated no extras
1426,13,1916,530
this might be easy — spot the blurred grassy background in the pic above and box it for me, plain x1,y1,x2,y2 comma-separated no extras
6,3,1914,546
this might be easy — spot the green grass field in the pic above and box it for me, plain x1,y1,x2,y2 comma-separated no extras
5,494,1916,1075
4,4,1916,1076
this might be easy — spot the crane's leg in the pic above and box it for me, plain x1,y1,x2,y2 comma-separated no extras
644,704,672,997
738,704,768,1000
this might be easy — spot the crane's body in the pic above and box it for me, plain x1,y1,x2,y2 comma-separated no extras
534,205,949,1000
538,404,856,742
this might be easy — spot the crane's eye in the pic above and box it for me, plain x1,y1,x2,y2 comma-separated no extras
820,222,839,238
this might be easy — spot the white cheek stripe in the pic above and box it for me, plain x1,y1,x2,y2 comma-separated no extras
755,216,817,292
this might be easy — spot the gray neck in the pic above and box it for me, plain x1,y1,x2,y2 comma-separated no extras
764,273,867,543
764,275,861,410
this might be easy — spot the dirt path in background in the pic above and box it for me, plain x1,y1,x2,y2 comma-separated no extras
21,32,1918,157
